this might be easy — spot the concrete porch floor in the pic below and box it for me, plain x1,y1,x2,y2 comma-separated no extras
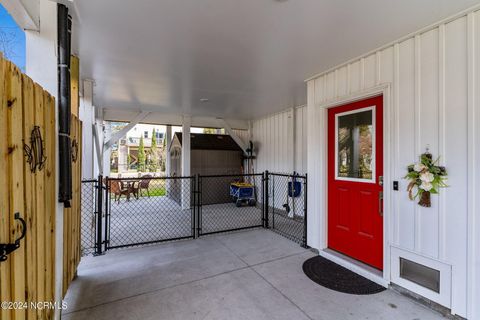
63,230,444,320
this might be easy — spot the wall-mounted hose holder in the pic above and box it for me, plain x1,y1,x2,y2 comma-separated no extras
0,213,27,262
23,125,47,173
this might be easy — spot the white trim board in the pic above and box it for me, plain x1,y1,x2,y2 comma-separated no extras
310,84,393,286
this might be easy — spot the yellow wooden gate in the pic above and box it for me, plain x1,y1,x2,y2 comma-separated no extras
0,57,56,320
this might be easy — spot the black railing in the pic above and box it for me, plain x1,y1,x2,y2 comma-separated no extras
80,172,308,255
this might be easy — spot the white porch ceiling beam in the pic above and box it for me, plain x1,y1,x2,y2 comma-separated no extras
0,0,39,30
93,120,103,175
102,108,250,130
103,111,150,150
220,119,248,155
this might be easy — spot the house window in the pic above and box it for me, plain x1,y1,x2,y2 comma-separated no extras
335,106,375,182
144,131,148,138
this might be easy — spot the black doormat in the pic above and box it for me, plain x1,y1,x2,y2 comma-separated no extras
302,256,386,295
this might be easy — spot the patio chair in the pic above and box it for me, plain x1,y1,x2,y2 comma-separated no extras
109,180,131,202
136,174,153,197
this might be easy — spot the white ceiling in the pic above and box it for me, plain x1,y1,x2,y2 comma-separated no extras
76,0,479,120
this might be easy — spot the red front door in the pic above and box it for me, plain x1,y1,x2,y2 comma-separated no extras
328,95,383,270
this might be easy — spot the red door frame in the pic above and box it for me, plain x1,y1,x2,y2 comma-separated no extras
327,95,384,270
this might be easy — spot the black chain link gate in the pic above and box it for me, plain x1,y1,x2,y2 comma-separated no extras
197,173,265,236
265,172,308,248
104,176,196,250
80,178,102,256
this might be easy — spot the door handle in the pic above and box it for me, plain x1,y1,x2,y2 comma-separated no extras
0,212,27,262
379,191,383,217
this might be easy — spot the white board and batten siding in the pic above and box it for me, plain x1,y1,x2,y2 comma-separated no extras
252,106,308,175
306,7,480,319
251,107,308,216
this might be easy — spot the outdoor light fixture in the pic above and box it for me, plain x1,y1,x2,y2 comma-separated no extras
199,98,209,102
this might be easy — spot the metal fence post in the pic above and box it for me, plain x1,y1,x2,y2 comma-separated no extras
94,175,103,256
193,176,198,239
302,174,308,248
104,176,109,252
272,174,275,230
196,174,202,237
264,171,269,229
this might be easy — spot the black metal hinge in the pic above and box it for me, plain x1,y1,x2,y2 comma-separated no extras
0,212,27,262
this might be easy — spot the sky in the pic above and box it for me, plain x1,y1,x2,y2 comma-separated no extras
0,4,26,71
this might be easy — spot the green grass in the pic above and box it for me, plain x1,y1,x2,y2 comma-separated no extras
110,186,166,198
144,186,166,197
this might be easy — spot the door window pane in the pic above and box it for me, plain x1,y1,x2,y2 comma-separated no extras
336,109,374,180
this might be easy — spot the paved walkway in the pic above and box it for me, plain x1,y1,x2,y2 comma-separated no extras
64,230,444,320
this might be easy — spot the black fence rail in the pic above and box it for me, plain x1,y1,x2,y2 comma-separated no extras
104,176,195,249
266,172,307,247
80,179,99,256
197,173,265,236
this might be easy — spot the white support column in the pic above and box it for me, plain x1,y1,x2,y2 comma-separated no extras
181,116,191,209
165,125,172,196
103,121,112,176
79,79,95,179
166,125,172,176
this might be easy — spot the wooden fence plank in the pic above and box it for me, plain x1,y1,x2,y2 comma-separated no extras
33,83,46,320
0,53,12,320
70,56,79,117
8,62,27,320
43,92,55,320
21,74,37,320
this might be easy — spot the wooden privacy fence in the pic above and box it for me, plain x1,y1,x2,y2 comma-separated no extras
63,115,82,296
0,57,56,319
62,55,82,296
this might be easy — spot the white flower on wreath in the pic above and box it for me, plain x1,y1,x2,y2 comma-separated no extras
420,181,433,191
414,163,426,172
420,172,435,183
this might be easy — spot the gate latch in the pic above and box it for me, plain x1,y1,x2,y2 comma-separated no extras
0,213,27,262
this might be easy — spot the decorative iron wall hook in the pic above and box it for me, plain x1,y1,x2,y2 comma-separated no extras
0,213,27,262
23,126,47,173
72,139,79,163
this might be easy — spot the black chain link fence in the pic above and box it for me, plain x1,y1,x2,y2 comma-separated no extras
80,172,307,256
105,176,195,249
266,172,307,247
198,174,265,235
80,180,98,256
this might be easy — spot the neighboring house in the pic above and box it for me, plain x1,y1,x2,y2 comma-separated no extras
112,123,165,172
